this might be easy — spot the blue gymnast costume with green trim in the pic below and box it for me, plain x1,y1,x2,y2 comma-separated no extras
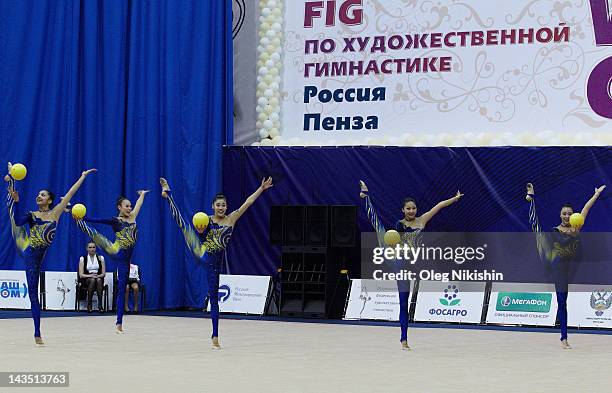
528,196,579,341
6,177,56,337
75,217,138,326
164,190,233,338
363,194,422,342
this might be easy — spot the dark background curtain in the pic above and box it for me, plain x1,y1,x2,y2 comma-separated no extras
0,0,233,309
223,146,612,284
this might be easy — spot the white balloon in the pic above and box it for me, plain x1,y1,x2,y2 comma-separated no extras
260,37,270,46
262,8,271,16
258,67,268,76
263,119,274,129
270,112,280,121
260,138,273,146
271,53,281,62
257,97,268,106
269,128,279,137
259,129,270,139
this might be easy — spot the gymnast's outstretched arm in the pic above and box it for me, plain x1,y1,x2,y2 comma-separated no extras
580,185,605,222
227,177,273,226
419,191,463,227
51,168,97,221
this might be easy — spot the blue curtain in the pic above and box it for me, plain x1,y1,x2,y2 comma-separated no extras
0,0,233,309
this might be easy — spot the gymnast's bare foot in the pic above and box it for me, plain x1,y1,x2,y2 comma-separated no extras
160,178,171,198
211,336,221,349
34,336,45,346
526,183,534,201
401,340,411,350
116,324,124,334
359,180,368,198
561,339,572,349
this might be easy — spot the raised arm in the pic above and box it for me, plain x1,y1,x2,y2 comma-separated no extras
52,168,97,219
228,177,273,225
420,191,463,226
130,190,149,219
580,185,606,220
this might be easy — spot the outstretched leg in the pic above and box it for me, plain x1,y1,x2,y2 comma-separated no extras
75,220,119,256
160,178,206,258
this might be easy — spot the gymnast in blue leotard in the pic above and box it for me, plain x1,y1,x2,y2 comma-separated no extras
74,190,149,334
526,182,604,349
359,180,463,350
160,176,273,349
4,164,96,345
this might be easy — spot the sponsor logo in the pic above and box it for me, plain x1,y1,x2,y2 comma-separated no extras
496,292,551,313
0,280,28,299
429,284,468,317
218,285,231,302
439,284,461,306
590,290,612,317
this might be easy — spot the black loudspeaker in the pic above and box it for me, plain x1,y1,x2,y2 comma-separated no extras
269,205,283,245
284,206,305,245
271,205,359,319
305,206,328,246
331,206,357,247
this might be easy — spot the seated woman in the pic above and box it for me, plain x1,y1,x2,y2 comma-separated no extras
78,242,106,313
125,263,140,313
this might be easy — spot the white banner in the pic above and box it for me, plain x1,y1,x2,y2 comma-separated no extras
207,275,271,315
344,279,411,321
486,282,557,326
44,272,77,311
567,284,612,328
271,0,612,146
414,281,486,323
0,270,33,309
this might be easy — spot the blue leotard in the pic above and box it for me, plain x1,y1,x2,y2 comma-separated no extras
363,195,421,342
76,217,138,325
164,191,233,338
6,177,57,338
528,196,579,341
